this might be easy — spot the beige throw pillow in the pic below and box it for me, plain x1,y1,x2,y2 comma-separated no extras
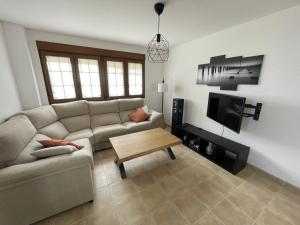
30,145,77,158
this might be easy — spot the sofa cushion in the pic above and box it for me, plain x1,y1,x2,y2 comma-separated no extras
123,121,153,133
23,106,58,130
0,115,37,164
64,129,94,144
60,115,90,133
52,100,89,119
7,134,50,166
120,110,135,123
119,98,144,111
93,124,127,143
39,121,69,139
0,138,93,187
89,100,119,115
91,113,121,128
148,110,163,122
53,101,91,132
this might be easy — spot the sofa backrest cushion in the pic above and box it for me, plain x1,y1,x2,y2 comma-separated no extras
23,105,58,130
39,121,69,139
120,110,134,123
60,115,90,132
119,98,144,112
52,100,89,118
52,101,90,132
91,113,121,128
7,134,50,166
89,100,121,127
0,115,37,164
89,100,119,115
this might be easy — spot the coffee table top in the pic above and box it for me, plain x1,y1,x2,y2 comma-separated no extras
109,128,182,163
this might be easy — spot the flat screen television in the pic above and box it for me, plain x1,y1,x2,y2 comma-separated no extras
207,92,246,133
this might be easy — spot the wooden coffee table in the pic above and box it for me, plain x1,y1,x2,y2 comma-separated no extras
109,128,182,179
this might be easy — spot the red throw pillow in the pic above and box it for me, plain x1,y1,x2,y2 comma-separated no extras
129,107,150,122
38,139,84,150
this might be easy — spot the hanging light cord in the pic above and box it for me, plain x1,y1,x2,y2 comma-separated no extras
157,15,160,34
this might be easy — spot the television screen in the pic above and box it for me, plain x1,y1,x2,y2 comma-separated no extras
207,92,246,133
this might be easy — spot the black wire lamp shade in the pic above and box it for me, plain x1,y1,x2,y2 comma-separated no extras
147,34,169,63
147,3,169,63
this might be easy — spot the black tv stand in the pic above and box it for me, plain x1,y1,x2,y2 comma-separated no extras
175,123,250,174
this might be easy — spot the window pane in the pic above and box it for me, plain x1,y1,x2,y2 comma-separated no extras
110,86,117,97
107,61,125,97
92,86,101,97
79,61,89,73
136,85,142,95
64,86,76,98
89,62,99,73
61,72,74,85
129,74,135,85
136,74,142,85
49,72,63,86
52,86,65,99
128,62,143,95
135,63,142,74
107,61,116,73
60,59,72,71
46,56,76,100
115,62,123,73
78,58,101,98
82,86,92,98
80,73,91,86
116,74,124,85
47,56,60,71
90,73,100,85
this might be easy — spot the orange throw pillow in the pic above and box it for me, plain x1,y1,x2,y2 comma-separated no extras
129,107,150,122
38,139,84,150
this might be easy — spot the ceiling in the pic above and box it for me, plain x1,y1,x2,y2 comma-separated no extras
0,0,299,46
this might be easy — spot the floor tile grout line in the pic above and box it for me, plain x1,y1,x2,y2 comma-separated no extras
208,209,227,225
252,181,285,224
203,172,261,225
206,164,287,225
274,183,300,209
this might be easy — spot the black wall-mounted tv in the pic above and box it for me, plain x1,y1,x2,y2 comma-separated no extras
207,92,246,133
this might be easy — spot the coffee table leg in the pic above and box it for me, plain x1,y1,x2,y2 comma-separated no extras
167,147,176,160
118,163,127,179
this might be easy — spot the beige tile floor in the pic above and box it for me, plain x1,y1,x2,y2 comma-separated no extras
34,145,300,225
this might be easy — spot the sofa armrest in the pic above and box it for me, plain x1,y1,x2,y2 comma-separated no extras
149,110,166,129
149,110,162,122
0,143,93,188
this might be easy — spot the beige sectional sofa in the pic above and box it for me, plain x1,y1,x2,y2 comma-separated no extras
0,98,165,225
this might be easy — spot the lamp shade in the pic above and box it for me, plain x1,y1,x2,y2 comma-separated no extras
158,82,165,93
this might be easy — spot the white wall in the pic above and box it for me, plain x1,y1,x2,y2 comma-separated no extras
26,29,164,111
2,22,41,109
164,6,300,187
0,22,22,122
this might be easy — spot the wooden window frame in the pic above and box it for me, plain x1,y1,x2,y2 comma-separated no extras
74,55,105,101
37,41,145,104
127,59,145,98
104,57,128,100
40,51,80,104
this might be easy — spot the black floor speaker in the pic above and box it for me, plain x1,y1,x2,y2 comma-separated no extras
171,98,184,135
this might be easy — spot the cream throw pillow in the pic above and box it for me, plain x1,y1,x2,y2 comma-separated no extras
30,145,77,158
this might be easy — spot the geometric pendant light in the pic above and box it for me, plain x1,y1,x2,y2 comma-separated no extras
147,2,169,63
